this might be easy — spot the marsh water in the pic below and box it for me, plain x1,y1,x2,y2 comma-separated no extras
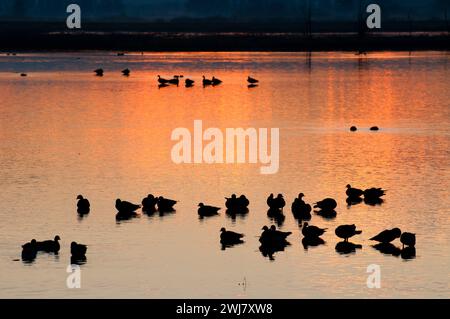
0,51,449,298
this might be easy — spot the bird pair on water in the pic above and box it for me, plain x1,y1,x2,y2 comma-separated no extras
21,236,86,263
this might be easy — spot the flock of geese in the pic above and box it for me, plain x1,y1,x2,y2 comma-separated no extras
21,185,416,263
92,68,259,88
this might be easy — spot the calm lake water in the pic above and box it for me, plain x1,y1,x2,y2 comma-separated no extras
0,51,449,298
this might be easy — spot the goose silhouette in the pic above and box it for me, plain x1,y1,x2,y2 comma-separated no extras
157,196,177,212
220,228,244,247
370,126,380,131
202,76,212,86
346,184,364,199
314,198,337,211
225,194,249,211
370,228,401,243
301,222,326,238
122,68,130,76
363,187,386,200
267,193,286,210
291,193,312,220
20,73,27,77
198,203,220,217
247,76,259,84
350,126,358,132
76,195,90,214
115,199,141,213
185,78,195,87
71,241,87,258
36,235,61,253
21,239,37,261
259,225,292,244
400,232,416,248
335,225,362,241
94,68,103,76
168,76,180,86
212,76,222,86
142,194,158,213
157,75,169,84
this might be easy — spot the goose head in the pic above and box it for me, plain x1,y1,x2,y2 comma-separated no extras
198,203,204,207
77,195,83,200
220,227,226,233
54,235,61,242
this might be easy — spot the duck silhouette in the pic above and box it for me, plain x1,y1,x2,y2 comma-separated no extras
157,196,177,212
291,193,312,220
335,241,362,254
301,222,327,238
370,126,380,131
142,194,158,213
267,193,286,211
225,194,249,211
122,68,130,76
259,225,292,245
247,76,259,84
168,76,180,86
335,224,362,242
20,73,27,77
76,195,90,215
157,75,169,84
71,241,87,259
185,78,195,87
198,203,220,217
212,76,222,86
115,199,141,213
346,184,364,199
400,232,416,248
363,187,386,201
94,68,103,76
202,76,212,86
21,239,37,261
314,198,337,211
220,228,244,248
36,235,61,253
350,126,358,132
370,228,401,243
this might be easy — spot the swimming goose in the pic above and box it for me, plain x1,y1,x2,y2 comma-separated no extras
36,235,61,253
370,126,380,131
157,196,177,212
71,241,87,258
314,198,337,211
202,76,212,86
225,194,249,210
94,68,104,76
21,239,37,260
198,203,220,217
267,193,286,210
158,75,169,84
122,68,130,76
259,225,292,244
142,194,158,212
370,228,401,243
400,232,416,248
291,193,312,220
185,78,195,87
212,76,222,86
76,195,90,214
247,76,259,84
301,222,326,238
363,187,386,199
350,126,357,132
220,228,244,245
346,184,364,199
20,73,27,77
115,199,141,213
168,76,180,85
335,225,362,241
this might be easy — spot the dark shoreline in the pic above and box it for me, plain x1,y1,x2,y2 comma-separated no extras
2,32,449,52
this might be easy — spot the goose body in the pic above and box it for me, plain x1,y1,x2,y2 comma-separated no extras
212,76,222,86
291,193,312,219
363,187,386,199
314,198,337,211
220,228,244,245
122,68,130,76
335,225,362,241
76,195,90,214
115,199,141,213
346,184,364,198
202,76,212,86
71,241,87,257
225,194,249,210
370,228,401,243
247,76,259,84
198,203,220,216
400,232,416,248
267,193,286,210
157,196,177,212
94,68,104,76
302,222,326,238
21,239,37,260
185,78,195,87
260,225,292,244
142,194,158,212
36,236,61,253
168,76,180,85
158,75,169,84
